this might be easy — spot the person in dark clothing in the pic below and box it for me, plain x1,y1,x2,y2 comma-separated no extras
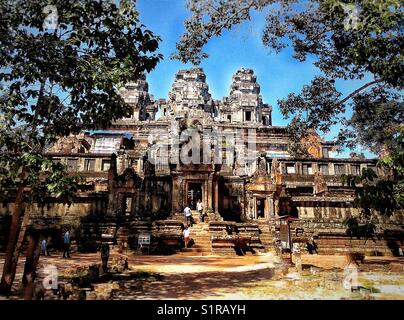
41,238,51,256
100,243,110,273
306,237,318,254
62,230,71,258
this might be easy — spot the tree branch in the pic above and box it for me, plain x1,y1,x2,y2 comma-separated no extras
336,80,382,107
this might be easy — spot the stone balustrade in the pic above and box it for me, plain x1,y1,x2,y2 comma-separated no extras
209,221,266,255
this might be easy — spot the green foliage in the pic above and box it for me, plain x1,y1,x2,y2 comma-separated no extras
175,0,403,215
343,216,376,241
342,128,403,216
343,167,398,216
175,0,403,150
175,0,402,85
0,0,162,203
337,87,403,153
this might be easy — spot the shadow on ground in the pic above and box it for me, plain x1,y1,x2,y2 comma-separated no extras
114,268,275,300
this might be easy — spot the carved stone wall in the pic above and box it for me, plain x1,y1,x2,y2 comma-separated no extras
168,68,213,114
119,73,157,120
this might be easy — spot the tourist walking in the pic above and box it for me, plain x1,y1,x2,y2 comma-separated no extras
183,225,190,248
41,238,50,256
184,205,192,226
62,230,71,258
197,200,204,222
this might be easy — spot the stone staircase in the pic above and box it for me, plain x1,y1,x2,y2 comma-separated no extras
170,209,214,224
256,219,276,253
178,211,212,256
313,237,404,256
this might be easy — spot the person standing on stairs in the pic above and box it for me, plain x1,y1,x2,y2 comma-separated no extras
183,225,190,248
184,205,192,227
197,199,204,223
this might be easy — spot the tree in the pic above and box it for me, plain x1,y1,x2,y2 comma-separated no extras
173,0,403,212
0,0,162,296
173,0,403,154
342,128,403,238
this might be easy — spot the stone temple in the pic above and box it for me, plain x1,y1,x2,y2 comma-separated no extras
1,67,402,256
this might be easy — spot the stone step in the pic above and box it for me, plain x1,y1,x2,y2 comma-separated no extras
191,242,211,246
191,243,211,247
177,251,212,256
191,235,211,239
177,217,213,256
192,238,211,241
189,245,211,250
182,250,212,254
181,248,212,253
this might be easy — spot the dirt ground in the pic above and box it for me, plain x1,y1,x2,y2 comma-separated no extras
1,252,403,300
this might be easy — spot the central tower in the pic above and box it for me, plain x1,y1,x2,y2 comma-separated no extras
168,67,213,115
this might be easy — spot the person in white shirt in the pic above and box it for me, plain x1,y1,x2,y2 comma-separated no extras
184,205,192,226
183,225,190,248
197,200,204,222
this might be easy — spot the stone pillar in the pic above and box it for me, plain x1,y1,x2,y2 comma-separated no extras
135,192,140,214
253,197,257,219
207,176,213,211
264,197,270,219
274,198,279,216
181,179,186,209
240,184,246,220
171,175,182,212
214,178,219,213
269,196,274,217
203,180,208,210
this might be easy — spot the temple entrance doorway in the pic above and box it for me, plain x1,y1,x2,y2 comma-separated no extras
187,182,202,210
256,198,265,218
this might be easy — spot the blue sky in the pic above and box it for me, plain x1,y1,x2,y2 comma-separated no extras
137,0,375,158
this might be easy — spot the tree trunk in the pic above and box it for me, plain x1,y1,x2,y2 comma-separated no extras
0,185,25,294
22,231,41,300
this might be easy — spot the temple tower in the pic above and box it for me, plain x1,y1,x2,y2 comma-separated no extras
168,68,213,115
119,74,157,121
220,68,271,125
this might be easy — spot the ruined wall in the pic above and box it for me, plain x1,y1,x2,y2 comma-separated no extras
209,221,265,255
295,203,360,220
218,178,245,221
128,220,184,254
0,196,109,251
287,216,404,256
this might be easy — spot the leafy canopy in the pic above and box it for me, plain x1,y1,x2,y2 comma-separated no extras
174,0,403,214
174,0,403,154
0,0,162,203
